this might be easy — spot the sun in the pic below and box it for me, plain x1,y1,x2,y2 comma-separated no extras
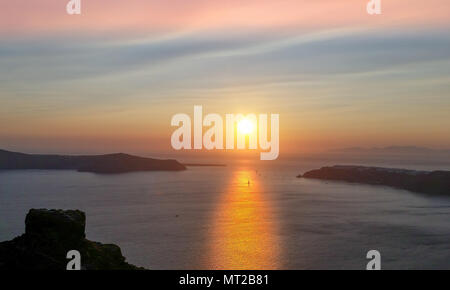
237,118,255,135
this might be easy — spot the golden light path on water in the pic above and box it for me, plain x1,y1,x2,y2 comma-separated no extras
208,169,281,269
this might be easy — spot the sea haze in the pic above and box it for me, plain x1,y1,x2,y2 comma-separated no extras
0,160,449,269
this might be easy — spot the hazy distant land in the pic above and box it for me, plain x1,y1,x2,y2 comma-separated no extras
330,146,450,156
183,163,226,167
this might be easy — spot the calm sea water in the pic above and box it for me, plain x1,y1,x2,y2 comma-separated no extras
0,159,449,269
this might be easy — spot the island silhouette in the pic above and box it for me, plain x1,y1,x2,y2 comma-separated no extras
0,149,186,174
299,165,450,196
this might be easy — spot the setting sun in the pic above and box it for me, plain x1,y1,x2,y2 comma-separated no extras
237,119,255,135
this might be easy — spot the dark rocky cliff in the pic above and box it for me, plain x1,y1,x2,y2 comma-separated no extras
0,209,143,270
299,165,450,195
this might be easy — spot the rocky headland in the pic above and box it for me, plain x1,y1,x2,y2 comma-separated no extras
0,209,143,270
298,165,450,195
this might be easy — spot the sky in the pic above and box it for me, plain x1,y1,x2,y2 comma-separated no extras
1,0,450,156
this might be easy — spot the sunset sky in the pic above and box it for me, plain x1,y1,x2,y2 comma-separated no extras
1,0,449,155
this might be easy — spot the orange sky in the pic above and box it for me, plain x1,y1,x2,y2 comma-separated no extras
0,1,449,156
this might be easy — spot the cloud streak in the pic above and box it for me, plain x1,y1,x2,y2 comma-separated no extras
1,0,449,37
1,1,450,153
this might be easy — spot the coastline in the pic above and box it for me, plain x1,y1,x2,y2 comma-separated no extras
299,165,450,196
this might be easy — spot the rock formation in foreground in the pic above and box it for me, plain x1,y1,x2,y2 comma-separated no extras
0,149,185,173
298,165,450,195
0,209,142,270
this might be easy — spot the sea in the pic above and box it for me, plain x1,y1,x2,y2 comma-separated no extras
0,157,449,269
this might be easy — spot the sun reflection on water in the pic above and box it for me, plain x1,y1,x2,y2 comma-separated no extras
208,169,280,269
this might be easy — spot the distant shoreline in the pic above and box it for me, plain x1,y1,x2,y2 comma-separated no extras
298,165,450,196
183,163,226,167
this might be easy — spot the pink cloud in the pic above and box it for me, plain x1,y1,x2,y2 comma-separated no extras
1,0,449,37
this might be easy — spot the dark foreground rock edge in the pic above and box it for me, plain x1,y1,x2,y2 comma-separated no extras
0,209,145,270
0,149,186,173
298,165,450,196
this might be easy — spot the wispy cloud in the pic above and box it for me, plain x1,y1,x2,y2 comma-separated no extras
1,1,450,152
1,0,449,37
